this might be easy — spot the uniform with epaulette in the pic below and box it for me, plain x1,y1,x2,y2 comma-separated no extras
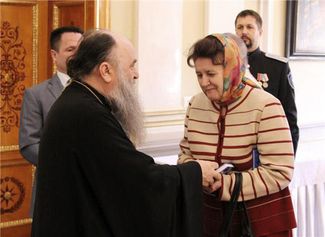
248,47,299,154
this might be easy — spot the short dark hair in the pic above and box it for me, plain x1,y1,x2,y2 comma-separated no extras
50,26,84,51
67,30,117,81
187,35,224,67
235,9,263,30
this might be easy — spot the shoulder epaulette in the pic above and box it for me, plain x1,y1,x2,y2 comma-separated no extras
265,53,289,63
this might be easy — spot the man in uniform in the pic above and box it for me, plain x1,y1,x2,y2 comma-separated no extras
235,9,299,154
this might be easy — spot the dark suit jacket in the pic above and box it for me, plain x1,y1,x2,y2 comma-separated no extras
19,74,63,215
248,48,299,153
32,81,203,237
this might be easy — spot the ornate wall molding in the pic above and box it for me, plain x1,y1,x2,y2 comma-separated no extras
0,21,26,134
0,145,19,152
0,176,25,214
0,3,38,152
144,109,185,128
139,109,186,157
0,218,32,229
53,5,59,29
32,4,38,85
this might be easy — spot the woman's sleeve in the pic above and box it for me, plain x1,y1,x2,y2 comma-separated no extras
220,96,294,201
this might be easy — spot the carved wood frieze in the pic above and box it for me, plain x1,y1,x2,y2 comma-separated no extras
0,176,25,214
0,21,26,133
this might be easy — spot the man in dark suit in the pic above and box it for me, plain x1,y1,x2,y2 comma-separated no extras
19,26,83,216
235,9,299,154
31,30,222,237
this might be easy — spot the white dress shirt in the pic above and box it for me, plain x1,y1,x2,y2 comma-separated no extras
57,71,71,87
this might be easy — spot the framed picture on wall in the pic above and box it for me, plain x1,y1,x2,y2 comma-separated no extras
285,0,325,58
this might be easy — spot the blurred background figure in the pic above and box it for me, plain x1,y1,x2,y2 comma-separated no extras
235,9,299,154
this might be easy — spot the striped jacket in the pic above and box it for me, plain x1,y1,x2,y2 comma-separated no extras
178,85,296,235
179,84,294,200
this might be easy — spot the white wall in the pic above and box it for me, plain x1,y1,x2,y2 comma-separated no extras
137,0,183,111
205,0,246,34
109,0,325,157
109,0,136,43
291,60,325,126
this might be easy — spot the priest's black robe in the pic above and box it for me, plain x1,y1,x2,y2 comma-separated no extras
31,81,203,237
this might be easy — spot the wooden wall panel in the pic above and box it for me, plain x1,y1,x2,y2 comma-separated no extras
0,3,35,147
37,1,50,84
59,4,85,27
0,2,40,235
1,224,31,237
0,156,33,237
1,151,33,221
53,2,85,29
85,1,95,30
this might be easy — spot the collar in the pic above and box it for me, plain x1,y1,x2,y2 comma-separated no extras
248,47,261,56
71,80,112,110
56,71,71,87
248,48,263,64
212,84,253,111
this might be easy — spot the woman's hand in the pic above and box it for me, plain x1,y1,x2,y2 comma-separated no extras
195,160,222,192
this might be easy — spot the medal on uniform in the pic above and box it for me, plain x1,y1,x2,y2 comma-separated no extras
257,73,269,88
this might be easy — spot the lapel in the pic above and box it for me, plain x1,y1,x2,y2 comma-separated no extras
48,73,64,99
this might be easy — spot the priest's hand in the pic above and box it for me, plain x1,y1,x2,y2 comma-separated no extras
195,160,221,192
206,173,222,193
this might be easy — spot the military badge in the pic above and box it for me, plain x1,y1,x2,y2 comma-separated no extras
257,73,269,88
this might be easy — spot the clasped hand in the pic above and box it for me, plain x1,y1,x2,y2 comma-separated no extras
196,160,222,193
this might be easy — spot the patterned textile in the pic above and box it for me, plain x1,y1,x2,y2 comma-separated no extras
210,34,261,105
211,33,246,104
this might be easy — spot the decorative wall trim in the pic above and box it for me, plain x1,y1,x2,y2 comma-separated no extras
0,145,19,152
53,5,59,29
52,5,59,73
0,21,26,134
32,4,38,85
144,109,185,128
0,176,25,214
96,0,110,29
0,218,32,229
32,165,36,184
298,122,325,143
0,1,38,150
139,109,186,156
0,0,34,3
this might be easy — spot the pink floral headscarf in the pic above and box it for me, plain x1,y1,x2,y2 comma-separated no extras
211,34,259,105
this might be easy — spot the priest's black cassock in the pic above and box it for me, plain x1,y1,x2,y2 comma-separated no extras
31,81,203,237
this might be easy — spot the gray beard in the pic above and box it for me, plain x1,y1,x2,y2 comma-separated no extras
106,69,144,146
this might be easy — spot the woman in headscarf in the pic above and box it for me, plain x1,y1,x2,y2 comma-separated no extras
178,33,296,237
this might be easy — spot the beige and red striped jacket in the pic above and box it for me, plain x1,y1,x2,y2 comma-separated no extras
178,84,294,202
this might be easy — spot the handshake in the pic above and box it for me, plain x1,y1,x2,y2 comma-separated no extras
195,161,234,193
